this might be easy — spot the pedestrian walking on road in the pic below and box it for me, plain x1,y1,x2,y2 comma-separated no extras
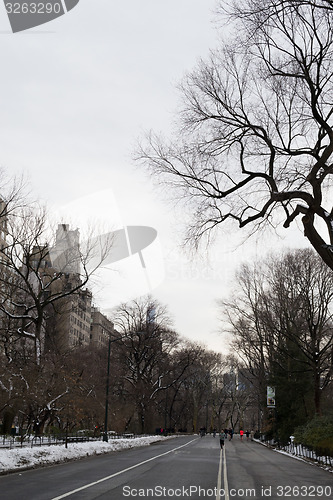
246,430,250,441
240,429,244,441
219,430,227,449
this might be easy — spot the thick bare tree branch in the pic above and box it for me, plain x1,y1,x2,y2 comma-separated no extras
137,1,333,268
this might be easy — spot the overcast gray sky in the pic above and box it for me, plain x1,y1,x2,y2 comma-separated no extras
0,1,309,352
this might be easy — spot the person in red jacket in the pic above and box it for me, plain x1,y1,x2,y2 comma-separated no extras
240,429,244,441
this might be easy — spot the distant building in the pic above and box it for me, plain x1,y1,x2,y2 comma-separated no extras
237,368,254,392
0,199,8,258
90,307,114,349
0,199,15,356
40,224,92,351
0,217,109,355
50,224,81,275
46,275,93,351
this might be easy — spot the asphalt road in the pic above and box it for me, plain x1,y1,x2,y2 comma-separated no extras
0,435,331,500
225,436,332,499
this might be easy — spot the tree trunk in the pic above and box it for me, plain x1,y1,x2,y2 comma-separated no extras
302,214,333,271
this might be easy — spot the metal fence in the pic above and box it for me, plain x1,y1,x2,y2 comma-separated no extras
259,437,333,468
277,441,333,467
0,432,144,449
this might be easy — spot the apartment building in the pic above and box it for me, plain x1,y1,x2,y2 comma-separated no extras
45,260,93,351
50,283,93,350
90,307,114,349
0,213,112,355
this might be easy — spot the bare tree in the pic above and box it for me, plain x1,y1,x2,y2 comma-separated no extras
224,0,333,21
263,249,333,415
138,2,333,269
0,202,112,365
112,296,179,433
222,249,333,429
157,340,214,432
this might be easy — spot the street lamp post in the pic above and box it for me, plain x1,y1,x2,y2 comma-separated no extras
103,330,145,442
103,335,112,442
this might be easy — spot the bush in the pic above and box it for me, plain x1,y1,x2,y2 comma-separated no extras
294,415,333,457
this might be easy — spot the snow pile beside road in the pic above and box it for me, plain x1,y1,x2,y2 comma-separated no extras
0,436,169,473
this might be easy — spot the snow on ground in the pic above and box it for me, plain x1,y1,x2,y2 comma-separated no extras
0,435,173,474
1,436,332,475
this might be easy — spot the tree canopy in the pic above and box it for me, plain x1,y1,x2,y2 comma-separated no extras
221,248,333,440
138,0,333,269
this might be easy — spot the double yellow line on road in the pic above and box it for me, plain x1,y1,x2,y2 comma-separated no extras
216,446,229,500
